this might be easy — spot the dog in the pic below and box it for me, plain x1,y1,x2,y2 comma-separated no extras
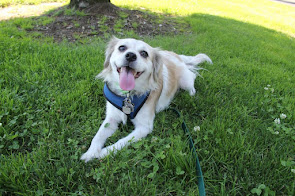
81,37,212,162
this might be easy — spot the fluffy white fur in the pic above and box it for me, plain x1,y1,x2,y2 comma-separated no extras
81,37,212,162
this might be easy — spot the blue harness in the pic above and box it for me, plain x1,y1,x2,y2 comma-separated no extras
103,83,150,119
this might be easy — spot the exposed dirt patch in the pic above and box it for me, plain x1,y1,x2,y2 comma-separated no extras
1,2,191,42
33,3,191,42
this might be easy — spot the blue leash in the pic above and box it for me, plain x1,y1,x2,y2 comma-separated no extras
169,108,206,196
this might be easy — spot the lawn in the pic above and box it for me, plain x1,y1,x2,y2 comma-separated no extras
0,0,295,195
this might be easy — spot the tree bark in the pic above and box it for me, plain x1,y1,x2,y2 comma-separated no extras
70,0,111,9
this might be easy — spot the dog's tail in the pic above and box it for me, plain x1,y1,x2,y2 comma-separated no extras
179,54,212,77
179,53,213,67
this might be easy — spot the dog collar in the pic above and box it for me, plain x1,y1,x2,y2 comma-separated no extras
103,83,150,119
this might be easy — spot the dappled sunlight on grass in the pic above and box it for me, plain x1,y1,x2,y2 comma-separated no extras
0,0,69,8
113,0,199,15
113,0,295,37
0,1,68,21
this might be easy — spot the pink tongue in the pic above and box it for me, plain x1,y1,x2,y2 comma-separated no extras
119,67,135,91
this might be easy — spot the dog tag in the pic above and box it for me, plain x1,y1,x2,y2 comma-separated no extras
122,96,134,115
122,105,132,114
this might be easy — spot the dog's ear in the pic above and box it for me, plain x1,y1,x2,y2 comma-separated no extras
151,49,163,83
96,37,119,80
104,36,119,68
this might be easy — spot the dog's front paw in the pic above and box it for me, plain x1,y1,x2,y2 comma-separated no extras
189,88,196,96
80,149,101,163
96,148,110,159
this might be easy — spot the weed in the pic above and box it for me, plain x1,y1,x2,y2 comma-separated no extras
73,33,81,39
259,85,294,139
12,18,34,30
52,9,64,17
90,25,95,30
118,11,129,19
124,30,137,38
251,184,275,196
73,21,80,28
36,16,55,26
97,16,110,33
113,19,125,33
99,15,108,24
64,8,87,16
132,22,138,28
89,31,98,35
100,24,109,33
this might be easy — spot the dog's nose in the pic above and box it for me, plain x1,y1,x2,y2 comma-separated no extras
125,52,137,62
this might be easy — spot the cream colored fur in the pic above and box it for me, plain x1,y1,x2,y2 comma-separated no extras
81,37,212,162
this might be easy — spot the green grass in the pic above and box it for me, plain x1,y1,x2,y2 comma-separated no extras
64,7,87,16
113,0,295,37
1,0,295,195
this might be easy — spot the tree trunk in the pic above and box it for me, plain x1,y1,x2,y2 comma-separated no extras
70,0,111,9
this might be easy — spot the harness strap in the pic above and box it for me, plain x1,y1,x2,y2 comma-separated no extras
103,83,150,119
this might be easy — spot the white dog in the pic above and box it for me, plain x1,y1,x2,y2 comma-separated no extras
81,37,212,162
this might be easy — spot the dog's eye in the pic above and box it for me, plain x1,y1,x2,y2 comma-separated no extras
118,45,127,52
140,51,148,58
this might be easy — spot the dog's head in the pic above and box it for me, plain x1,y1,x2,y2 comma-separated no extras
97,37,162,94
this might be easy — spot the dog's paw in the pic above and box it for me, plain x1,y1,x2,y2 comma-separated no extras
97,148,111,159
80,149,101,163
189,88,196,96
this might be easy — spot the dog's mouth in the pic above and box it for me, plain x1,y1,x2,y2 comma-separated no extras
117,67,143,78
117,66,144,91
